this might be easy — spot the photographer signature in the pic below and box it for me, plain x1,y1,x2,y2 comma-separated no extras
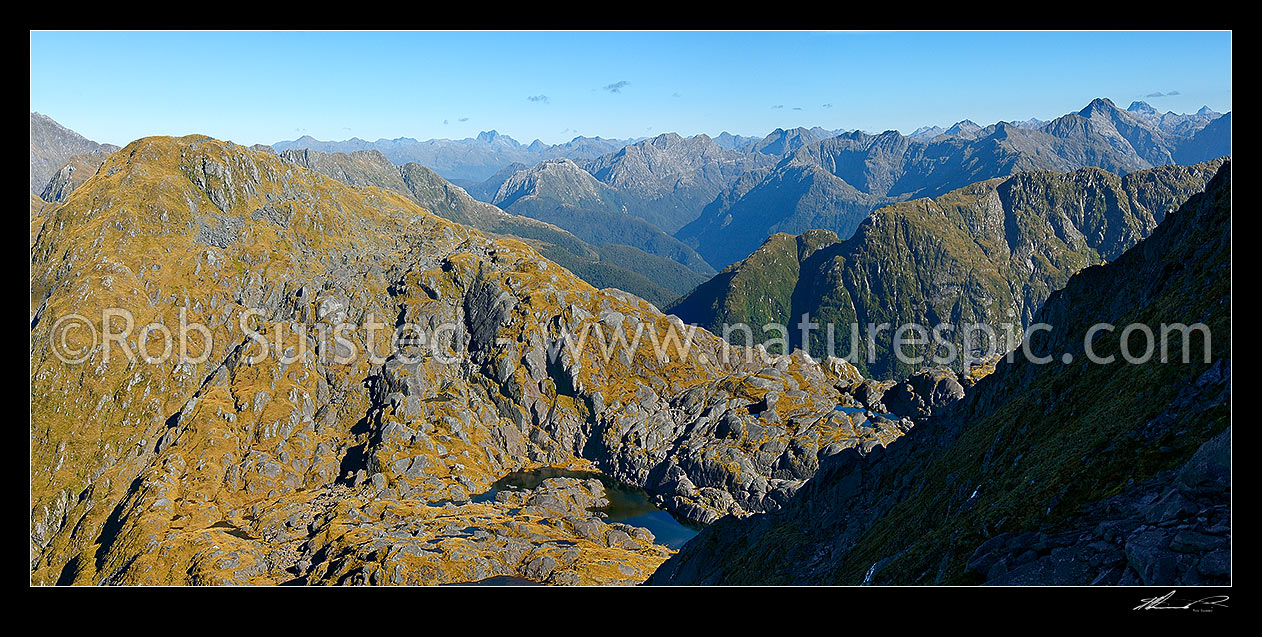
1134,590,1229,612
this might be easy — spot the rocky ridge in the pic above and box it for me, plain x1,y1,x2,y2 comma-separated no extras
30,136,946,585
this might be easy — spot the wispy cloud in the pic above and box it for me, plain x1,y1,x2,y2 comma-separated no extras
822,103,833,108
771,105,784,109
671,92,682,98
792,107,803,111
1146,90,1181,98
458,117,470,122
603,80,630,93
527,95,550,104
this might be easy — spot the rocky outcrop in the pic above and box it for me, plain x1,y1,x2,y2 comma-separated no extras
297,477,671,586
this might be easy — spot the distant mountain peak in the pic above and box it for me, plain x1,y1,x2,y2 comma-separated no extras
1197,105,1219,116
945,119,981,132
476,130,519,147
1079,97,1119,116
753,127,819,155
1128,100,1158,114
648,131,686,145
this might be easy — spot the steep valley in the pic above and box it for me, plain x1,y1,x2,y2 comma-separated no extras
650,162,1232,586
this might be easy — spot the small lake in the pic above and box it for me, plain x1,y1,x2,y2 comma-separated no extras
834,404,900,421
474,467,702,549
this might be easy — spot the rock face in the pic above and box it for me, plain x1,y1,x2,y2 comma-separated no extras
30,112,119,196
648,162,1231,586
677,99,1231,269
668,160,1226,380
30,135,942,585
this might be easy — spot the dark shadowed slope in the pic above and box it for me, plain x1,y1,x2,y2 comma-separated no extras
650,162,1230,586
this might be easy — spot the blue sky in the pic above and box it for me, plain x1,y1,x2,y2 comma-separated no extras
30,30,1232,147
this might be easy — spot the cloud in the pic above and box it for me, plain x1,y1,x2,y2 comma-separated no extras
458,117,470,122
671,92,682,98
792,107,803,111
603,80,630,93
527,95,550,104
822,103,833,108
443,119,449,125
1145,90,1181,98
771,105,784,109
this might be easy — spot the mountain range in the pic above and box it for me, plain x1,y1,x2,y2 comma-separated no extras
272,130,634,183
30,134,927,585
271,99,1229,275
27,115,709,309
27,101,1231,587
650,161,1231,585
667,159,1226,379
678,98,1231,268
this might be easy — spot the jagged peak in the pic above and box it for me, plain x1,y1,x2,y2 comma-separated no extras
475,130,521,147
645,131,686,146
1078,97,1119,116
944,120,982,136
